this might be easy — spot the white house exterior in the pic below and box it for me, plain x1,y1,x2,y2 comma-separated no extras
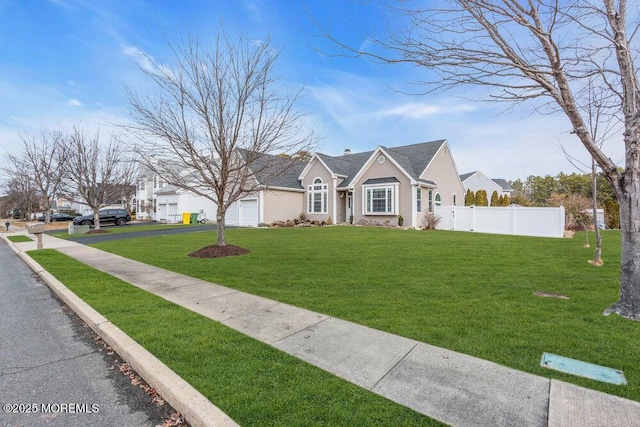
460,171,514,202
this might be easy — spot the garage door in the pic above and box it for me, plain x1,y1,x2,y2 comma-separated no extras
168,203,179,223
224,201,238,225
240,199,258,226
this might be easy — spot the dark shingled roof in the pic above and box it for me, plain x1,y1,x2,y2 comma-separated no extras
492,178,514,191
459,171,477,181
322,140,446,189
240,150,305,189
362,177,400,185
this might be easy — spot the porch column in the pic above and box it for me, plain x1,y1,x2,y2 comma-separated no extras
411,185,418,229
332,176,338,223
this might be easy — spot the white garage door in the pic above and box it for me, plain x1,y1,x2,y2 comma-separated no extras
225,201,239,225
168,203,178,223
240,199,258,226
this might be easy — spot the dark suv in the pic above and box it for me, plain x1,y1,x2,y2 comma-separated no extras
73,209,131,226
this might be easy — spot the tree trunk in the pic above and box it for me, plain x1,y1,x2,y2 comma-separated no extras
94,211,101,230
606,190,640,320
216,209,226,246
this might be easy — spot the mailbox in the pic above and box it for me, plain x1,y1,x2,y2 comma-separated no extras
26,223,46,234
26,222,45,250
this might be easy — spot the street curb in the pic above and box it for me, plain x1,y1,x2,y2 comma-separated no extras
2,235,238,427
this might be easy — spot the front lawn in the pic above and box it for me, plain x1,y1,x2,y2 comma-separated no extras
29,250,437,426
90,227,640,401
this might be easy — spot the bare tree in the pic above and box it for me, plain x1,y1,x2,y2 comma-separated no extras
324,1,640,320
123,32,315,247
62,127,136,231
560,79,620,266
1,170,39,220
4,131,68,223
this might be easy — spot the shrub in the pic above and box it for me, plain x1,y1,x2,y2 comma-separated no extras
349,214,354,225
299,212,307,222
475,189,488,206
490,191,500,206
465,189,475,206
397,215,404,226
327,216,333,225
422,212,442,230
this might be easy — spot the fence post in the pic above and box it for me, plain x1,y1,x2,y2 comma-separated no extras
511,205,517,235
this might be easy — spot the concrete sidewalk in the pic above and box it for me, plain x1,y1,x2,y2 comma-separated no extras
4,227,640,426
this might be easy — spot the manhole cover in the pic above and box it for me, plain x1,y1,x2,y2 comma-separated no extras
541,352,626,385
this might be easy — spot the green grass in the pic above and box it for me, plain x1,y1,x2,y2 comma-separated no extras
29,250,438,426
88,226,640,401
48,223,205,239
6,235,33,242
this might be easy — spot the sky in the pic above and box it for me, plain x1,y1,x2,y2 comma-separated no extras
0,0,626,182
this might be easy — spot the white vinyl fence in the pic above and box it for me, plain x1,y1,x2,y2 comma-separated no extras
435,205,565,238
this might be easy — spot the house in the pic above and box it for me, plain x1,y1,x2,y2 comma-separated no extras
460,171,514,203
298,140,465,228
135,139,465,228
224,152,307,226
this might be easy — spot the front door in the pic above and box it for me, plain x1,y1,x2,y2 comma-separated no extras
345,194,353,223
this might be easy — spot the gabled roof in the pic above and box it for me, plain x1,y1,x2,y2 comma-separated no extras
385,140,445,179
492,178,514,191
309,140,446,189
459,171,478,182
460,171,513,192
240,150,306,190
155,184,180,195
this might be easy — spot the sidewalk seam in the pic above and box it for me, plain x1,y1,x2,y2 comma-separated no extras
370,342,419,391
273,315,333,345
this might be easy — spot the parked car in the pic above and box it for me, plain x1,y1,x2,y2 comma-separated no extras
38,213,76,222
73,209,132,226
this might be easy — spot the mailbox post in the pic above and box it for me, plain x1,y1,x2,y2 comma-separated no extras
26,222,46,250
4,221,9,232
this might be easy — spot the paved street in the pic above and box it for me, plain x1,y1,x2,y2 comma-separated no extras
0,239,178,427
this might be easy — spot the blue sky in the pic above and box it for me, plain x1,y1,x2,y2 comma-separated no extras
0,0,624,181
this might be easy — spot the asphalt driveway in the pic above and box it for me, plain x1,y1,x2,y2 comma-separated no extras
60,223,224,245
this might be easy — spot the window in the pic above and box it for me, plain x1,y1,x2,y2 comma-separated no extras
307,178,328,214
365,186,395,214
428,190,433,212
416,188,422,212
435,193,442,207
138,180,145,191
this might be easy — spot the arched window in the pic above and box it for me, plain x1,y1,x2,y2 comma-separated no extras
435,193,442,207
308,178,328,214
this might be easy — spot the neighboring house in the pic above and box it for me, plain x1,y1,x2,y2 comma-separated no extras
57,185,135,216
153,184,217,223
299,140,465,228
460,171,514,202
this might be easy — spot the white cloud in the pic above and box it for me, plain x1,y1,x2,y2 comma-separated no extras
377,102,476,119
122,45,174,79
68,98,82,107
